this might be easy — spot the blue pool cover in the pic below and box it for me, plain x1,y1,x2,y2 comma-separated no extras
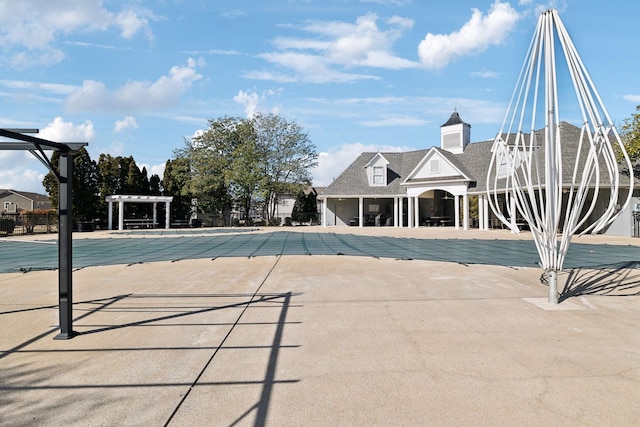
1,231,639,274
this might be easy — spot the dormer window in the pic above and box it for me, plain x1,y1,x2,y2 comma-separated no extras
365,152,389,186
373,166,384,184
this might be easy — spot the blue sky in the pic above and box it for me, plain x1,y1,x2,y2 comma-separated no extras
1,0,639,194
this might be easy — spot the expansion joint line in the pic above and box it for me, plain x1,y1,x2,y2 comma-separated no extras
164,254,284,426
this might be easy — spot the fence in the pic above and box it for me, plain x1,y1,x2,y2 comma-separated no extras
0,210,58,237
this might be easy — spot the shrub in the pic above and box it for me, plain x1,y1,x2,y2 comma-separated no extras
269,217,282,226
23,209,56,234
284,217,293,226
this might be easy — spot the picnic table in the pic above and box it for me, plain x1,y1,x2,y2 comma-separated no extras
124,218,158,229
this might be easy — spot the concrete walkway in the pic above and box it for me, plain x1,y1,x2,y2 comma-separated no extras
1,228,640,425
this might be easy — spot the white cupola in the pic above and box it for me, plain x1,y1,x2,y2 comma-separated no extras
440,110,471,154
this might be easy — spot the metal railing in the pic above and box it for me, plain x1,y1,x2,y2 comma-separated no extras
0,211,58,237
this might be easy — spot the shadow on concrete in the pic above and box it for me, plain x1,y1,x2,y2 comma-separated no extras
0,295,130,361
560,261,640,302
1,291,299,426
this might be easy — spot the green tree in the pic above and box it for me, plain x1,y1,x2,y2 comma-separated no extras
226,119,264,225
291,189,318,224
180,114,317,226
42,147,99,221
162,157,192,222
149,173,162,195
185,117,243,225
97,154,126,223
251,113,318,221
621,105,640,164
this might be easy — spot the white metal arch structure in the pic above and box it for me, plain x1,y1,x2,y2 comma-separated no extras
0,128,87,338
486,9,633,303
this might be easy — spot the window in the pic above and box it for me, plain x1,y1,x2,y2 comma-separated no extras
4,202,15,212
373,166,384,184
429,159,440,174
497,147,532,178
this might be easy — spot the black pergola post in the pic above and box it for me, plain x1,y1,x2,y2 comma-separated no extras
54,150,75,339
0,128,86,340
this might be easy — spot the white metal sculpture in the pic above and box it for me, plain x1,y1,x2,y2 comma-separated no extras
487,9,633,303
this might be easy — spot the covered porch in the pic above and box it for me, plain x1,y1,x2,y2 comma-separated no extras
321,187,486,231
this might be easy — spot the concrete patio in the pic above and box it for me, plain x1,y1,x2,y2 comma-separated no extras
1,228,640,425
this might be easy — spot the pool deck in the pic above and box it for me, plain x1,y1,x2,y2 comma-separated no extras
1,227,640,425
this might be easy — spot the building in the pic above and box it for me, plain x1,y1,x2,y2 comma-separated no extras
273,186,323,225
318,111,638,236
0,189,51,213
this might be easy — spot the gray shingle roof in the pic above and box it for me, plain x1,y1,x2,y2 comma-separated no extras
441,111,468,127
322,121,630,197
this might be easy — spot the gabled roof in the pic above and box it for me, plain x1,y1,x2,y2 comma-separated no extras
322,150,425,196
321,121,628,197
364,152,389,168
0,189,50,202
402,147,474,185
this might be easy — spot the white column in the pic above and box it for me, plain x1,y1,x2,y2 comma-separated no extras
165,201,171,229
414,196,419,228
118,201,124,230
454,195,460,230
108,201,113,230
407,197,413,228
478,195,485,230
483,197,490,230
358,197,363,227
322,199,327,227
463,194,469,230
399,197,404,227
152,202,158,227
394,197,399,227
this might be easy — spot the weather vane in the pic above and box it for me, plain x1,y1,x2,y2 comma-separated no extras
486,9,633,303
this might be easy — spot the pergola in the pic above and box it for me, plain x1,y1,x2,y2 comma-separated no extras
105,195,173,230
0,128,87,339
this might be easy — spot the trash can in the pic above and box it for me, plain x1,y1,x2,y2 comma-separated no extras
76,220,95,232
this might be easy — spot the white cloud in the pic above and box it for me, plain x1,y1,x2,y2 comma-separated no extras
311,142,414,186
418,1,521,70
138,162,166,180
623,94,640,103
249,52,380,84
360,0,412,5
249,13,417,84
233,89,283,118
469,69,501,78
529,0,568,16
0,0,157,67
38,117,95,142
0,79,76,95
0,151,47,193
0,116,93,193
358,116,428,127
65,59,203,112
234,90,261,117
114,116,138,132
106,141,125,157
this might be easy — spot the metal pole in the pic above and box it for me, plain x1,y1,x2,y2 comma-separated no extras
54,150,76,339
548,269,558,304
546,12,559,304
